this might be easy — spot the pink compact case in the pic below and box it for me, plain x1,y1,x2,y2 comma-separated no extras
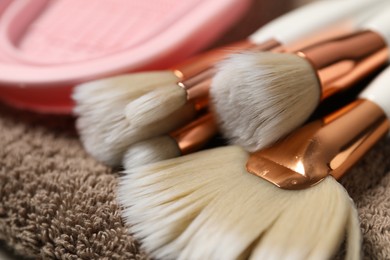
0,0,250,113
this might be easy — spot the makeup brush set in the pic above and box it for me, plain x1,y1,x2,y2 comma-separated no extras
7,0,389,259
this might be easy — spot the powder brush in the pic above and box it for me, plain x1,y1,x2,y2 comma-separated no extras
118,64,390,260
72,0,380,166
211,3,390,152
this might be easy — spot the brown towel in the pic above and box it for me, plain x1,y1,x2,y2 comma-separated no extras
1,101,390,260
0,105,147,259
1,1,389,259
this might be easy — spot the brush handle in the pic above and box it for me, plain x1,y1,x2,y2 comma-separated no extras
250,0,384,45
359,66,390,119
363,4,390,58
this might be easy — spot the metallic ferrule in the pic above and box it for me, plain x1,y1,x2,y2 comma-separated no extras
246,99,389,190
170,113,218,155
297,30,388,100
171,39,281,110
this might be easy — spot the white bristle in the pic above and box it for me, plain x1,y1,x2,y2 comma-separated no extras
72,72,195,166
123,136,181,169
210,52,321,152
117,146,360,260
125,84,187,127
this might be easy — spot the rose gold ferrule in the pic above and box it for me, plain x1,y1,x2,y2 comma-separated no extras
170,39,281,109
246,99,389,190
172,39,281,79
297,30,388,100
172,40,256,79
170,113,218,155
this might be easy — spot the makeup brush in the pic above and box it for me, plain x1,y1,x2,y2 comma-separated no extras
73,0,381,166
124,0,384,127
73,73,198,166
123,113,218,169
211,4,390,153
118,64,390,260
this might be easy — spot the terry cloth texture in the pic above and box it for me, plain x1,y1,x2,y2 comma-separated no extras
1,104,390,260
1,1,389,260
0,104,148,259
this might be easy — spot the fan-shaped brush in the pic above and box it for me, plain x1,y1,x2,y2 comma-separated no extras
118,64,390,260
211,4,390,152
73,0,380,166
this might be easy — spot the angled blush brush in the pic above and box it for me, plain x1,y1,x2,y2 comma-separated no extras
211,3,390,153
118,64,390,260
73,0,381,166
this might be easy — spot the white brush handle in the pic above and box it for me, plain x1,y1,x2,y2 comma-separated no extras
363,4,390,55
359,66,390,119
249,0,384,45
